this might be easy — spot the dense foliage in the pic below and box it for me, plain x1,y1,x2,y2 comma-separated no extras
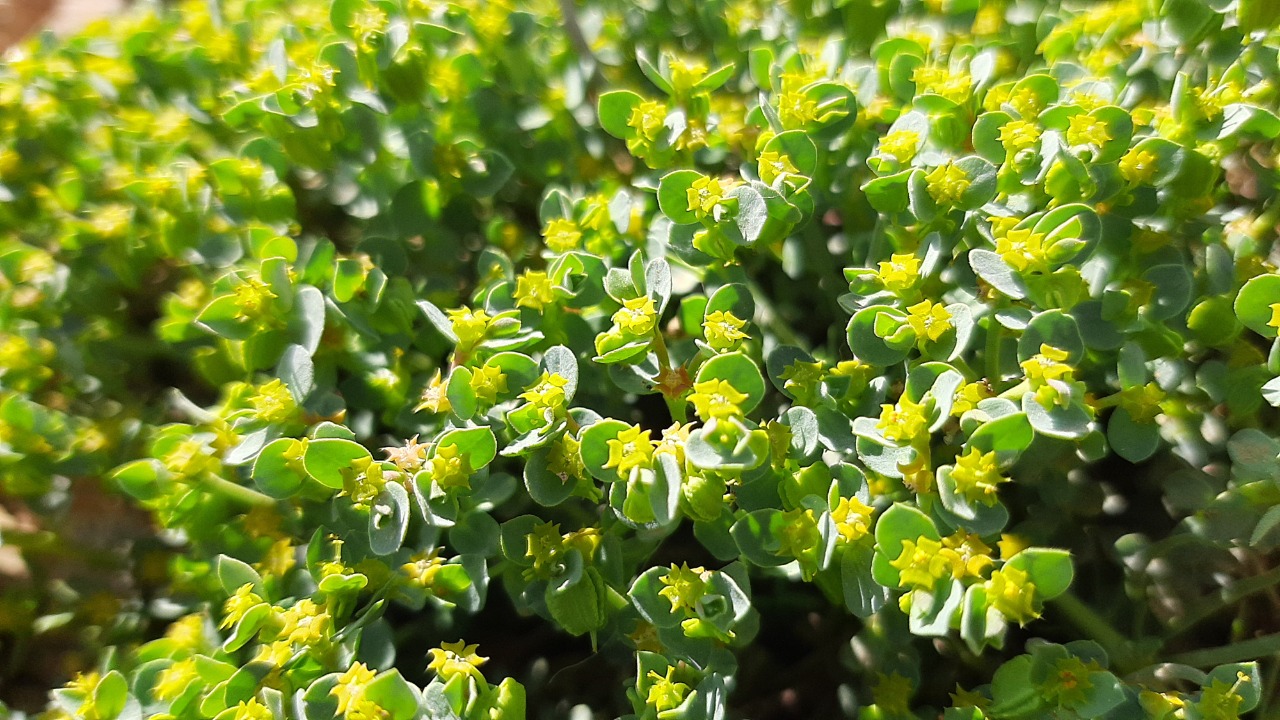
3,0,1280,717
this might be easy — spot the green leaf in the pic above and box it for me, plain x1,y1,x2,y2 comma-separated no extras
954,156,998,210
1234,273,1280,338
874,503,940,567
1006,548,1073,599
686,424,769,472
695,352,766,414
1107,407,1160,463
277,344,315,402
970,249,1028,299
252,439,305,498
1023,393,1093,440
216,554,264,596
1143,264,1193,321
990,655,1042,718
762,130,818,177
862,171,912,214
363,670,421,720
523,447,576,506
598,90,643,139
1018,310,1084,363
446,367,479,420
579,420,629,481
111,459,169,501
841,543,889,618
545,561,607,636
93,671,128,720
847,305,913,366
438,426,497,470
303,438,372,489
967,413,1034,458
369,482,411,556
657,170,702,225
730,509,790,567
729,184,769,245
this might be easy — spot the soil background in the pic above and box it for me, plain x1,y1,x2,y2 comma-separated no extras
1,0,125,51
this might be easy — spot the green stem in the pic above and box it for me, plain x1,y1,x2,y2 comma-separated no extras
1166,632,1280,668
985,315,1005,392
203,475,275,507
1249,198,1280,248
652,326,688,423
1052,591,1141,670
998,379,1029,401
1164,565,1280,643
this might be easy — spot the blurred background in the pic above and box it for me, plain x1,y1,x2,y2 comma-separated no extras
0,0,124,52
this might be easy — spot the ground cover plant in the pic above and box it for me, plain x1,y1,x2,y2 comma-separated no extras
2,0,1280,717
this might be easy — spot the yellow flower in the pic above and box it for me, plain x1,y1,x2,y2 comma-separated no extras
688,379,749,421
427,641,487,683
999,119,1041,154
1119,148,1158,184
912,65,972,104
279,598,330,647
416,370,452,414
547,433,588,483
1118,382,1166,423
543,218,583,254
872,673,914,716
430,443,472,491
612,296,658,336
831,496,874,543
1020,344,1074,384
402,549,446,587
249,379,297,423
758,151,800,186
446,308,493,348
468,364,508,404
876,395,930,444
221,583,264,629
519,372,570,410
778,91,819,127
942,532,995,581
232,276,277,317
925,162,971,205
952,381,993,416
627,100,668,142
332,662,377,715
702,310,749,351
604,425,655,478
154,658,199,701
906,300,953,342
668,57,708,94
230,698,273,720
1066,113,1111,147
686,175,726,217
889,536,952,591
996,228,1049,273
779,359,825,404
514,270,556,311
777,508,822,566
950,448,1007,505
985,565,1039,623
258,537,297,579
878,129,920,162
877,253,922,293
164,614,207,649
646,666,691,713
658,563,709,613
656,422,693,466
